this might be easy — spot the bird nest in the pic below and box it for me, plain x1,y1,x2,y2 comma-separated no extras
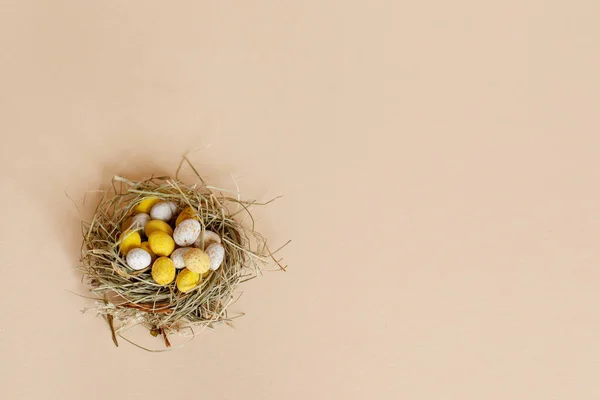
79,162,286,351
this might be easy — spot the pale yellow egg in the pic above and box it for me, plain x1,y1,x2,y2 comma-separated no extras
201,270,211,279
183,248,211,274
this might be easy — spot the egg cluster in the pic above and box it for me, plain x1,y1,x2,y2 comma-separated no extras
118,197,225,293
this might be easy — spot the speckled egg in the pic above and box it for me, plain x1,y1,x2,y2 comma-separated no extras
183,248,210,274
144,220,173,237
150,201,177,222
125,213,150,232
148,231,175,256
170,247,192,269
151,257,176,285
126,247,152,270
173,219,201,246
205,243,225,271
176,268,200,293
119,230,141,255
193,230,221,250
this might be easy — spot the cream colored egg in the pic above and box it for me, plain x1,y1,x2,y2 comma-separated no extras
205,243,225,271
173,219,201,246
167,202,178,214
193,230,221,250
126,248,152,270
125,213,150,232
150,201,176,222
170,247,192,269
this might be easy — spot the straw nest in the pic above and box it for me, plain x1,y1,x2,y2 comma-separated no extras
79,161,286,350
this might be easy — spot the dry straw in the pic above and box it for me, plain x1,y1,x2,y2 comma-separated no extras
79,158,287,351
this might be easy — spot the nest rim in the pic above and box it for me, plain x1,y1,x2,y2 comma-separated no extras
79,170,281,349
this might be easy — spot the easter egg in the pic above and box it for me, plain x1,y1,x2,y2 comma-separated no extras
133,197,161,214
173,219,201,246
151,257,176,285
170,247,192,269
176,268,200,293
126,248,152,270
140,241,157,263
193,230,221,250
148,231,175,256
144,220,173,237
183,248,210,274
205,243,225,271
175,206,199,226
124,213,150,232
150,201,177,222
119,230,141,255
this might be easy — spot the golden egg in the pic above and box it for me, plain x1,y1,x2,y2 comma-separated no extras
132,197,161,214
151,257,176,285
148,231,175,257
176,268,200,293
119,230,141,255
144,220,173,237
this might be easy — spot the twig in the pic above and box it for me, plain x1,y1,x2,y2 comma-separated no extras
106,314,119,347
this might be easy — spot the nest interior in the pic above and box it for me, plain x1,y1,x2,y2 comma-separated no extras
79,169,284,350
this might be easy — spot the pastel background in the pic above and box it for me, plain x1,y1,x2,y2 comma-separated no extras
1,1,599,399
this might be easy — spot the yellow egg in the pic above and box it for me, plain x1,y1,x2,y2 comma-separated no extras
175,206,199,226
176,268,200,293
132,197,161,214
151,257,176,285
140,241,157,263
183,248,211,274
119,230,141,255
144,220,173,237
148,231,175,256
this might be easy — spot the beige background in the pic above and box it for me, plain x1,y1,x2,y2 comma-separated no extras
1,1,600,399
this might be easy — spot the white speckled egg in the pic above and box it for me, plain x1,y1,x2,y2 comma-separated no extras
170,247,192,269
205,243,225,271
193,230,222,250
125,213,150,232
150,201,177,222
173,219,201,246
126,248,152,270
